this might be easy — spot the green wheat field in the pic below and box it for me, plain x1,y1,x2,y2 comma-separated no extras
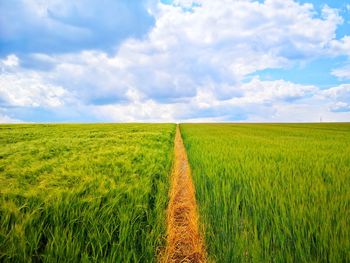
1,123,350,262
181,123,350,262
0,124,175,262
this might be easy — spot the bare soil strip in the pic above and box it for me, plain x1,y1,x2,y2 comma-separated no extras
162,125,206,263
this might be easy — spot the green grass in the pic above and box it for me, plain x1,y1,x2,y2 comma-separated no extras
181,123,350,263
0,123,176,262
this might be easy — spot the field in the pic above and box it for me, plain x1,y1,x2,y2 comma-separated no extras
181,123,350,262
1,123,349,262
0,124,175,262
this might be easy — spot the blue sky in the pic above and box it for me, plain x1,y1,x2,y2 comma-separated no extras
0,0,349,123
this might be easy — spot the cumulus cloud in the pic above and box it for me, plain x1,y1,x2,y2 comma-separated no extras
85,79,349,123
1,55,19,68
0,74,69,108
0,0,349,122
330,36,350,56
332,64,350,79
0,55,71,108
320,84,350,112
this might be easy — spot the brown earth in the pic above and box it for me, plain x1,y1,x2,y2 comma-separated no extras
161,125,206,263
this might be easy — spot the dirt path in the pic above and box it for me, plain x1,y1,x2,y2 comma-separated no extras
162,125,206,263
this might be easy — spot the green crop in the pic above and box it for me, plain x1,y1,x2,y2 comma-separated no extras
181,123,350,263
0,124,175,262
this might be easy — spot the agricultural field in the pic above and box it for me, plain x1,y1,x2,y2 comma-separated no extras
1,123,350,263
181,123,350,263
0,124,176,262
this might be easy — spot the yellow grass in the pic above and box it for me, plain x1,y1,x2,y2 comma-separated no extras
162,126,206,263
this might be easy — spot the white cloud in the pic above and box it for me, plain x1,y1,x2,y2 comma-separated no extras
0,73,69,107
319,84,350,112
83,79,349,123
110,0,344,102
0,113,22,123
1,54,19,68
0,0,349,122
330,36,350,56
91,100,180,122
320,84,350,99
238,78,316,103
332,64,350,79
0,55,71,108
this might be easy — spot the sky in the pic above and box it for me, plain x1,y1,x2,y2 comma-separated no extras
0,0,350,123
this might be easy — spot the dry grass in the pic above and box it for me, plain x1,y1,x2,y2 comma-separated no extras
161,126,206,263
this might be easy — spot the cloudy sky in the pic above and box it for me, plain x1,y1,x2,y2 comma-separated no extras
0,0,350,123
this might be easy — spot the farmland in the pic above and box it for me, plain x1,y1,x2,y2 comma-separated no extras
1,123,350,263
0,124,175,262
181,123,350,263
